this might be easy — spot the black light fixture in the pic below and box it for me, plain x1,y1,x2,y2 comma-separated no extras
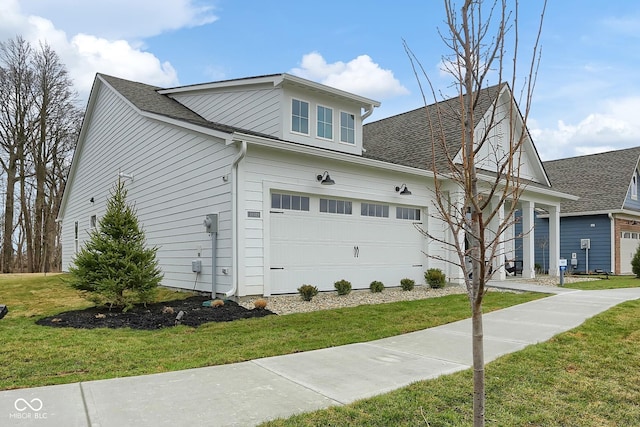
316,171,335,185
90,197,94,203
395,184,411,195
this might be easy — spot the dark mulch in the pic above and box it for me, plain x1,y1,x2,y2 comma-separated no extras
36,296,275,330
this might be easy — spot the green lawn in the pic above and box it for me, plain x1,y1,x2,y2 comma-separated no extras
0,274,545,391
565,274,640,290
262,277,640,427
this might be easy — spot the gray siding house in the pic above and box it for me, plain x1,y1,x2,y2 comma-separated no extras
532,147,640,274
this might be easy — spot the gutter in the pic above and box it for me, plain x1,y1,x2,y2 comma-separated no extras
225,139,247,298
362,104,376,121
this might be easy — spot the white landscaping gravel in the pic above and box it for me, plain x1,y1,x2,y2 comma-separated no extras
239,276,599,315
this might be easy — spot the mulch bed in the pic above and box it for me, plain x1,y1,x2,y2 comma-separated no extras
36,296,275,330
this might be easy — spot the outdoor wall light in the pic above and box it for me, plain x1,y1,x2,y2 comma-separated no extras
90,197,94,203
118,171,134,181
316,171,335,185
395,184,411,195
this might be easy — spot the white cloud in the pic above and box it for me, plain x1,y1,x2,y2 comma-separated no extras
529,97,640,160
17,0,217,40
0,0,215,103
290,52,409,100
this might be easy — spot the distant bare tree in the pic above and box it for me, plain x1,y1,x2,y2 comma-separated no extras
0,36,81,272
405,1,546,425
0,36,34,272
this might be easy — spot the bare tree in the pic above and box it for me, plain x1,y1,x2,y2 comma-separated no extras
405,1,546,425
0,36,34,273
0,36,81,273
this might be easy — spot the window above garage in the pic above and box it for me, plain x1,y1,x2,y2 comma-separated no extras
320,198,352,215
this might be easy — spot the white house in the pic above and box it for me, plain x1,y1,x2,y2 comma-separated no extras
58,73,573,298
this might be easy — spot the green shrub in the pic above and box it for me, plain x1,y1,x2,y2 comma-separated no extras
632,244,640,278
69,180,162,311
369,280,384,293
334,279,352,295
400,278,415,291
297,284,319,301
425,268,446,289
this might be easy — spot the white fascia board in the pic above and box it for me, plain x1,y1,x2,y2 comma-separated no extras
278,73,381,108
538,209,640,219
158,75,280,94
229,132,434,178
57,76,104,220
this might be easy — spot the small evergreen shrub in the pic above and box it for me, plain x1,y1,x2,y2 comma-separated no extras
400,278,415,291
298,284,319,301
632,244,640,278
254,298,268,309
425,268,446,288
334,279,352,295
69,179,162,311
369,280,384,293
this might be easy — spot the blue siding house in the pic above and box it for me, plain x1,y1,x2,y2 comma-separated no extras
531,147,640,274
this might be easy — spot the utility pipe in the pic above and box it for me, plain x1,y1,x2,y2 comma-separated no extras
225,140,247,298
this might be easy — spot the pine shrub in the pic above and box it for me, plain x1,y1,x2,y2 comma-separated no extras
334,279,352,295
400,278,415,291
425,268,446,289
369,280,384,293
298,284,319,301
69,180,163,310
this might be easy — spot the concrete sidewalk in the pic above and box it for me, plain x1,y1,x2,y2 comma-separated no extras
2,283,639,426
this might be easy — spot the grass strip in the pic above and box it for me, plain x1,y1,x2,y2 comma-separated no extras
0,274,545,390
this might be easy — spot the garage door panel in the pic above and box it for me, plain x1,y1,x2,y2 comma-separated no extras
269,201,426,294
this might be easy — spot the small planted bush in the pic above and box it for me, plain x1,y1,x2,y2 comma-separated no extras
298,284,319,301
400,278,415,291
369,280,384,293
334,279,352,296
425,268,446,289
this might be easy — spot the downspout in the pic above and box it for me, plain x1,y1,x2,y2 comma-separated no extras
225,140,247,298
609,213,615,274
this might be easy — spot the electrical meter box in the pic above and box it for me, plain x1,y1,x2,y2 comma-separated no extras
192,260,202,273
204,213,218,233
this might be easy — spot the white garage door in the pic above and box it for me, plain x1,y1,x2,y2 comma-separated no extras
620,231,640,274
269,193,426,294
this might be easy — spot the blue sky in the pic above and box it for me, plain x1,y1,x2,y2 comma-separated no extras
3,0,640,160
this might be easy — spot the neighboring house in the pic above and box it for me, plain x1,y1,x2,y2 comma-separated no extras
58,73,571,297
532,147,640,275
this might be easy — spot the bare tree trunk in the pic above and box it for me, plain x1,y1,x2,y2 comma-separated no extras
404,1,547,425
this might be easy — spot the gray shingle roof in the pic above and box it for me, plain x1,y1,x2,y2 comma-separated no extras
99,74,267,137
543,147,640,213
362,84,505,172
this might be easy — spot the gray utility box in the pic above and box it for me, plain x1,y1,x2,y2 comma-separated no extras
204,213,218,233
192,260,202,273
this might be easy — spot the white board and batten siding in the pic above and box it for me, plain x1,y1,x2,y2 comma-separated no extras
237,145,446,296
61,82,237,293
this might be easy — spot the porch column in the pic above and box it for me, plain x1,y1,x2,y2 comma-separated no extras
491,196,506,280
521,200,536,278
448,187,466,285
548,204,560,277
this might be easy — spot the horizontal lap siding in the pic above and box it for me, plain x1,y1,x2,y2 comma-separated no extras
61,83,235,293
172,88,281,136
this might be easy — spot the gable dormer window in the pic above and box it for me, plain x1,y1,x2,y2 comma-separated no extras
633,174,638,200
340,111,355,144
317,105,333,140
291,99,309,135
